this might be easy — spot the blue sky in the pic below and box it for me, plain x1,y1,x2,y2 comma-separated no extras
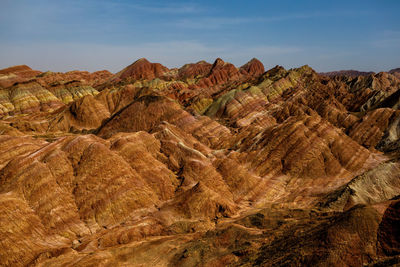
0,0,399,72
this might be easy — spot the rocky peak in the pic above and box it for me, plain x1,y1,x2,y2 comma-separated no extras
239,58,265,76
0,65,34,75
113,58,169,81
177,61,212,80
212,58,226,69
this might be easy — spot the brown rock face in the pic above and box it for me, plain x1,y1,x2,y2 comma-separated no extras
0,65,42,88
177,60,213,80
112,58,169,81
36,70,112,88
0,80,64,116
0,65,41,78
239,58,265,76
197,58,240,87
1,59,400,266
378,200,400,256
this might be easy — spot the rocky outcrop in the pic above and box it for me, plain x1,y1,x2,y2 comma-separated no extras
378,199,400,256
0,65,41,88
0,81,63,116
320,161,400,211
0,68,111,117
110,58,169,82
239,57,265,77
36,69,112,88
47,81,99,104
197,58,240,88
177,60,212,80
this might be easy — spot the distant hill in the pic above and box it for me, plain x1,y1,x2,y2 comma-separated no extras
320,70,375,77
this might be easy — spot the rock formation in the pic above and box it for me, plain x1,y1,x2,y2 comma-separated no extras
0,65,41,88
0,58,400,266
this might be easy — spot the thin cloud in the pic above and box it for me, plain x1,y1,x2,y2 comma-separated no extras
175,17,261,29
174,11,364,29
110,2,200,14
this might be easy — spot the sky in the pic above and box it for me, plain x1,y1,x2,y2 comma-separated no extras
0,0,399,73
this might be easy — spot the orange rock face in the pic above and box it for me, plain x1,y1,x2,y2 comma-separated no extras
0,65,41,88
239,58,265,76
197,58,240,88
1,58,400,266
177,60,212,80
111,58,170,82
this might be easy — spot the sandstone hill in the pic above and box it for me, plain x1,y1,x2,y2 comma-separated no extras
0,60,400,266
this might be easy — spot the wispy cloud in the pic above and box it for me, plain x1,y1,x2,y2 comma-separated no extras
106,2,200,14
173,11,364,29
174,17,260,29
132,3,198,14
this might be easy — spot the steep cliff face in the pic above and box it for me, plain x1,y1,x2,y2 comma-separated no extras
1,59,400,266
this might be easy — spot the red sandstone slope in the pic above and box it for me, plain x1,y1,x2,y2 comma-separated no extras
0,59,400,266
239,57,265,76
177,60,213,80
0,65,41,88
110,58,170,82
0,65,41,77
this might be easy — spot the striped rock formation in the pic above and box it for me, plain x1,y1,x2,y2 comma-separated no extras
0,59,400,266
0,65,41,88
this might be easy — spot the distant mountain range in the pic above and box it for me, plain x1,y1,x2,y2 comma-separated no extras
320,68,400,77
